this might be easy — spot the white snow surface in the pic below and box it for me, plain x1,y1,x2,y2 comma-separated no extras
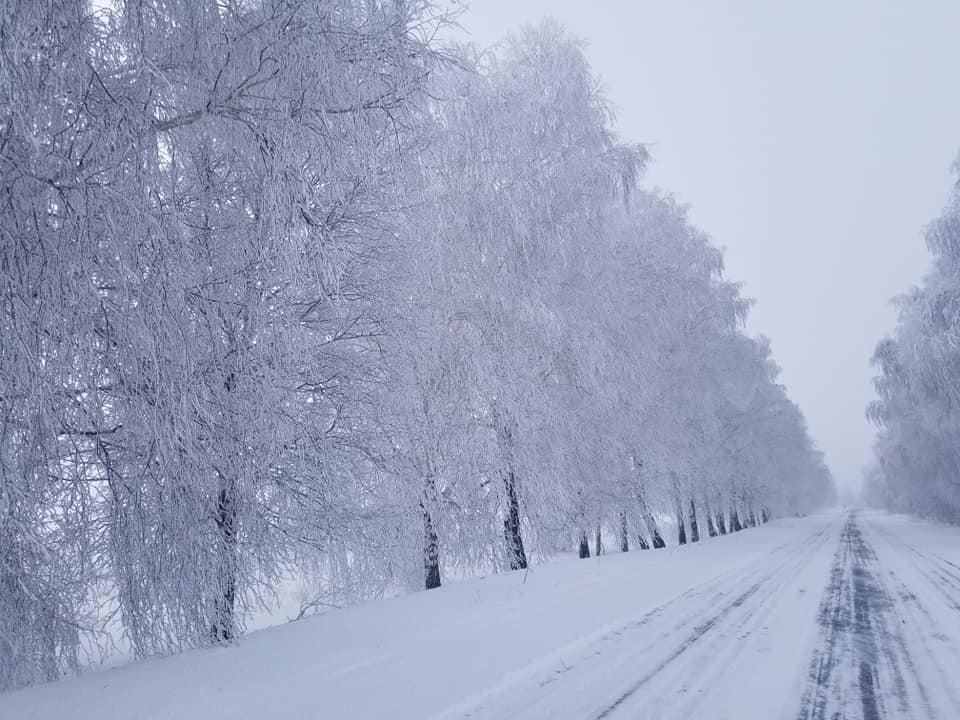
5,509,960,720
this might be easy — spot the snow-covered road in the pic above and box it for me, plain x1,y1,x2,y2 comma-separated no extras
4,510,960,720
431,515,840,720
798,512,960,720
447,510,960,720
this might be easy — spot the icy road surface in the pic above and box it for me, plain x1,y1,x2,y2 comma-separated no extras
4,510,960,720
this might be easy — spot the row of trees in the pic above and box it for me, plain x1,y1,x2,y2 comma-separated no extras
0,0,832,691
865,160,960,523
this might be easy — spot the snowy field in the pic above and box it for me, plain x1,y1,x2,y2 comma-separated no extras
4,509,960,720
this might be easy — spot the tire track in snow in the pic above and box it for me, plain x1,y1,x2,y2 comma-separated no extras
797,511,938,720
867,521,960,605
428,521,832,720
797,521,849,720
592,576,767,720
884,575,960,713
591,524,832,720
859,518,960,717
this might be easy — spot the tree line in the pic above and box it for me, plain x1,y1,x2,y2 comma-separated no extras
866,158,960,523
0,0,833,691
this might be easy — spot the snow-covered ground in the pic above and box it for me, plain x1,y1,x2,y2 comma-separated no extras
4,510,960,720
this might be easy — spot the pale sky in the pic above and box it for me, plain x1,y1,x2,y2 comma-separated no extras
454,0,960,490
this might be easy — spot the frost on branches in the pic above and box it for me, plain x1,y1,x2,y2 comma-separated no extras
866,158,960,524
0,3,831,691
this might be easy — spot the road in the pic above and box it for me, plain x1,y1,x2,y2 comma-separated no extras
428,511,960,720
800,511,960,720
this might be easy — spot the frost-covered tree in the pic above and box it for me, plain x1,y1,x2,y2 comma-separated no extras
0,0,124,688
0,5,833,690
382,22,646,588
95,0,448,652
867,158,960,523
1,0,449,680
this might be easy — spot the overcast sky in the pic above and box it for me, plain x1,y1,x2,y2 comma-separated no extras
453,0,960,489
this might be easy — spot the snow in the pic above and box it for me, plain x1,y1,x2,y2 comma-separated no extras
4,510,960,720
827,511,960,718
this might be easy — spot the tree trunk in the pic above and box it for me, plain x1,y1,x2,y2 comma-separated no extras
761,506,770,524
746,506,758,527
688,498,700,543
619,512,629,552
730,504,743,532
675,497,687,545
211,480,238,643
595,524,603,556
641,509,666,548
716,511,727,535
637,533,651,550
503,472,528,570
422,503,441,590
704,497,718,537
651,526,666,548
633,456,663,549
637,503,662,548
578,530,590,559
